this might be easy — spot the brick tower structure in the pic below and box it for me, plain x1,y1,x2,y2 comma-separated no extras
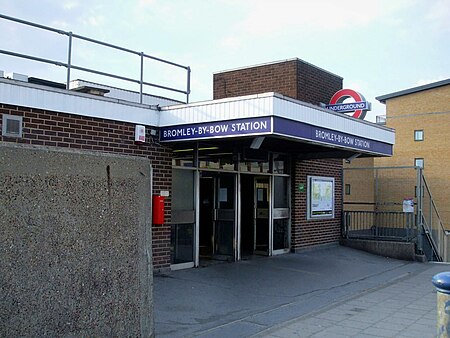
213,58,342,106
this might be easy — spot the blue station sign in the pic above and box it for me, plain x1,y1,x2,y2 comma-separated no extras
272,117,392,155
160,116,392,156
160,117,272,141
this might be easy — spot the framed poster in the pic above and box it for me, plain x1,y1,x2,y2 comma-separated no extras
307,176,335,219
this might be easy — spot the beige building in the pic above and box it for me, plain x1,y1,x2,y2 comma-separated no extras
345,79,450,229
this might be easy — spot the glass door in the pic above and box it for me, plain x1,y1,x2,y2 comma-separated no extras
171,169,195,268
272,176,290,254
254,177,270,255
213,174,236,259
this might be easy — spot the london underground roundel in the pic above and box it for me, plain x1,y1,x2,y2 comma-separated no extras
325,89,371,120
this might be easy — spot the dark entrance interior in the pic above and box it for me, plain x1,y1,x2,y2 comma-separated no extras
240,175,254,257
199,172,235,261
241,175,270,258
199,176,214,258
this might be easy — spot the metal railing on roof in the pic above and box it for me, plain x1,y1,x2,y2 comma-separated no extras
0,13,191,103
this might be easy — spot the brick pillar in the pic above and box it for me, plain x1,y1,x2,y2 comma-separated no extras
291,159,343,251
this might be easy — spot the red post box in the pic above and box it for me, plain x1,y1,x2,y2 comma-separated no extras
152,195,165,224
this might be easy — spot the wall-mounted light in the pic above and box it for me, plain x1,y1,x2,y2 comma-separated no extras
345,153,361,163
250,136,265,149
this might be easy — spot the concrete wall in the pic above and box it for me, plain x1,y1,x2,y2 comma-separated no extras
0,143,154,337
340,238,416,261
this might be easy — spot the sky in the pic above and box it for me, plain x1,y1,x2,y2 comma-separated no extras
1,0,449,122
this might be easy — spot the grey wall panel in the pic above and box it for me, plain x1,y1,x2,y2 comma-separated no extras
0,143,154,337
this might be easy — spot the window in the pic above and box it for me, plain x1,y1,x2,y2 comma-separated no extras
345,184,351,195
415,158,424,168
414,130,424,141
273,153,290,174
2,114,23,138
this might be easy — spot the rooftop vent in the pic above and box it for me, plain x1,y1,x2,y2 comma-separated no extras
4,72,28,82
28,77,66,89
70,85,110,96
376,115,386,125
69,80,110,96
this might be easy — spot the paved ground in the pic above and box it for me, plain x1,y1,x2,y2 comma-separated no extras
255,263,446,338
154,245,449,337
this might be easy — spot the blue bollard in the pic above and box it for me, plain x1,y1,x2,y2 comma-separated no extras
432,272,450,337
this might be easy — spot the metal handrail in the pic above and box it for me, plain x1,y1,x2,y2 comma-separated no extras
0,13,191,103
421,214,443,262
344,165,418,171
342,209,415,242
419,173,447,261
342,165,449,262
422,175,446,232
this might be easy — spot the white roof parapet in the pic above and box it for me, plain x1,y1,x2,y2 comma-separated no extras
160,92,395,146
0,78,160,126
69,79,182,107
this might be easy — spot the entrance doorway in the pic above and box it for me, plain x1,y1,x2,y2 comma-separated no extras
199,172,236,261
240,175,270,258
171,144,292,269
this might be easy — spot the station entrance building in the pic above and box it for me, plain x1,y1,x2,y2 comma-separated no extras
162,59,394,269
0,58,395,271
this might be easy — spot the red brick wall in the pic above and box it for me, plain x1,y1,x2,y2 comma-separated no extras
214,60,298,99
296,61,342,106
0,104,172,270
291,159,343,250
213,59,342,106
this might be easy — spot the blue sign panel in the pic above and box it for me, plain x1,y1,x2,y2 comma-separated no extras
160,117,272,141
273,117,392,156
325,101,371,113
160,116,392,156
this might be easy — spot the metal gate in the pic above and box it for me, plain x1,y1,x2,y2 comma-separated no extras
342,165,448,261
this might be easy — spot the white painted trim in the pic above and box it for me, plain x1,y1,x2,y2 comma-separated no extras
170,261,194,270
0,78,160,126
